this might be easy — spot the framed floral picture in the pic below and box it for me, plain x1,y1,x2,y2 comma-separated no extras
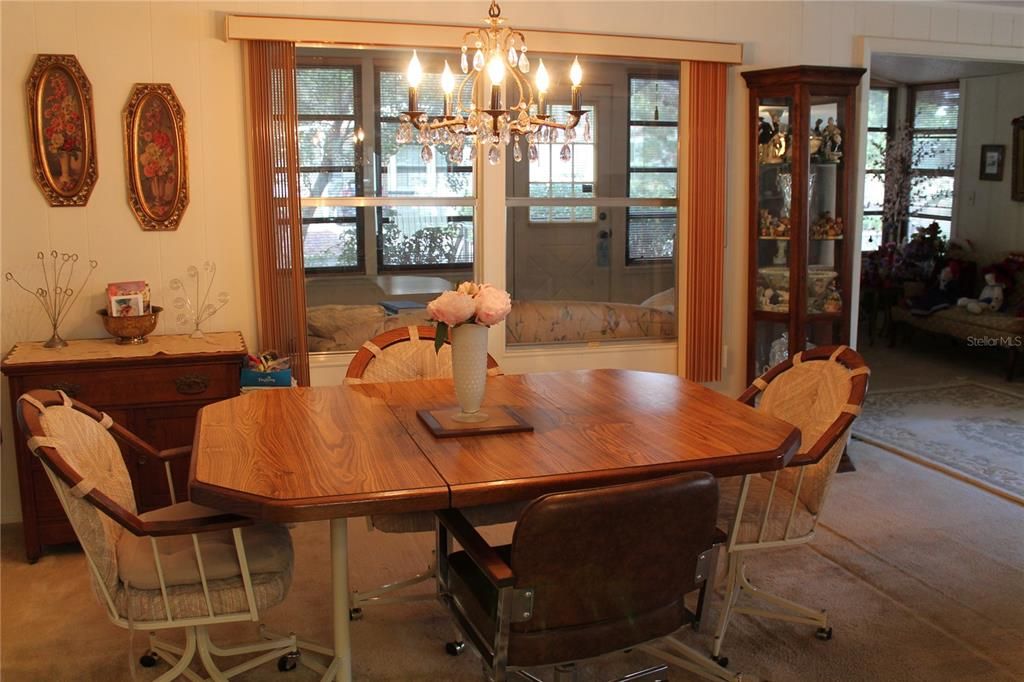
123,83,188,230
26,54,99,206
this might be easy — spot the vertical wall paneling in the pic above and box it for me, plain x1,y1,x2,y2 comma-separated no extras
243,40,310,385
682,61,727,383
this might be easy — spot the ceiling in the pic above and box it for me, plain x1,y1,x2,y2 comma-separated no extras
871,54,1024,85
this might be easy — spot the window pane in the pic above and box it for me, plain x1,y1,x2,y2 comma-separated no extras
629,172,676,198
378,206,474,268
380,124,472,197
866,131,887,170
863,171,885,212
910,175,954,217
912,134,956,170
630,77,679,122
867,89,889,129
861,214,883,251
524,104,596,223
908,216,950,241
628,207,676,260
303,208,359,269
630,125,678,170
297,67,355,116
300,171,356,199
913,87,959,129
378,70,447,119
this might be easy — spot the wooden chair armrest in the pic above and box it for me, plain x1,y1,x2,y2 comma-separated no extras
436,509,514,588
141,513,256,537
153,445,192,462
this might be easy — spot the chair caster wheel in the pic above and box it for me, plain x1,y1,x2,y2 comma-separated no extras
349,607,363,621
815,626,833,641
712,655,729,668
139,652,158,668
278,651,300,671
446,640,466,656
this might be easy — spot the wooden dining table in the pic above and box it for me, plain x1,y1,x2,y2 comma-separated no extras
189,369,800,682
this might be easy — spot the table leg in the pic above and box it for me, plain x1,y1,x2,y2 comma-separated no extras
330,518,353,682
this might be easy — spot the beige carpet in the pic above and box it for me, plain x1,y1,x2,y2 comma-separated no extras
853,382,1024,503
2,440,1022,681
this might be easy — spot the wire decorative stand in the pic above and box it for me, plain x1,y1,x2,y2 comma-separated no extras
170,262,229,339
5,251,99,348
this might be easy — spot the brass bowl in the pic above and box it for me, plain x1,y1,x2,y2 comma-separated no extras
98,306,162,344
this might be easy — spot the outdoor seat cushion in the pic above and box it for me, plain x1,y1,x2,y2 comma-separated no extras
117,502,293,590
716,475,816,545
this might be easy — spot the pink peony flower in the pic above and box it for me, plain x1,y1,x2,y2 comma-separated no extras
456,281,480,296
474,284,512,326
427,290,477,327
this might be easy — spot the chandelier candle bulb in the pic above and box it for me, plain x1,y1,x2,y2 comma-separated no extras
406,50,423,113
487,52,505,111
535,58,549,116
570,56,583,111
441,61,455,117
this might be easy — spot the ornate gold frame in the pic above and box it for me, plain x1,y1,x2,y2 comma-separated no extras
26,54,99,207
123,83,189,231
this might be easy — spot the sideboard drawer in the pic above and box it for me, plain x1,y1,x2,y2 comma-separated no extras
23,363,237,407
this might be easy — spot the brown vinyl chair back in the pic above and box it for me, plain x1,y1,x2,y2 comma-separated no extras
344,325,501,384
507,472,719,665
740,345,870,515
16,390,137,599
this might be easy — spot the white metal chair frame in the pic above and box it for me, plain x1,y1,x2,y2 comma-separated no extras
711,345,870,663
17,390,308,681
344,325,504,617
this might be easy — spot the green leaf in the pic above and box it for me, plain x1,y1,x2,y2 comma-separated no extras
434,322,448,353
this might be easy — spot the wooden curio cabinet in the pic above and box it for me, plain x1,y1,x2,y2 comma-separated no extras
742,66,866,381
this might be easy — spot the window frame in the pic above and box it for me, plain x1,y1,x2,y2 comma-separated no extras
906,81,958,237
861,85,895,251
373,61,476,272
296,56,366,274
625,72,679,265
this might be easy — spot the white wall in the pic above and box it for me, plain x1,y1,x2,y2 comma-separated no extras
3,0,1024,523
955,70,1024,252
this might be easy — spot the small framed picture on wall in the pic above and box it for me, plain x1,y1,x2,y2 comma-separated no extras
979,144,1005,181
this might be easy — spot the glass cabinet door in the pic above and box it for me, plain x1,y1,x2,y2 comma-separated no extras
804,94,848,347
752,97,793,375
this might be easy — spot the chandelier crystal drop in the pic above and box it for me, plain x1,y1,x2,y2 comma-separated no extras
400,0,588,164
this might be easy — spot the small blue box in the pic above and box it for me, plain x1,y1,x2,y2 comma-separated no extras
241,368,292,387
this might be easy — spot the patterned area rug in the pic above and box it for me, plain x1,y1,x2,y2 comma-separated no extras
853,382,1024,504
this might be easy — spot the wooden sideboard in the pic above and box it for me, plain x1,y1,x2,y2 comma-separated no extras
2,332,247,562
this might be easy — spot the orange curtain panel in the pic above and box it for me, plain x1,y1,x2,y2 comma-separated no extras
243,41,310,386
684,61,727,382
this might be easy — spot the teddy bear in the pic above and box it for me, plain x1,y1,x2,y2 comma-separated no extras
957,272,1005,314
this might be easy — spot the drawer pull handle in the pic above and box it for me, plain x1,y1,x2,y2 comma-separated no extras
175,374,209,395
43,382,81,398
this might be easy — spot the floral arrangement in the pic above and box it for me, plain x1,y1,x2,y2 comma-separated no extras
427,282,512,351
43,72,83,157
138,99,176,211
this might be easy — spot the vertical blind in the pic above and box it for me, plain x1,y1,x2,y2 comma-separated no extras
244,40,310,386
682,61,727,383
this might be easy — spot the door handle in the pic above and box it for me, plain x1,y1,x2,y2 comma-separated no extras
598,230,610,239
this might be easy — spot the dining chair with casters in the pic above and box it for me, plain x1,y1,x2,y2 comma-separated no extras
711,345,870,665
17,389,304,681
344,324,520,620
435,472,745,682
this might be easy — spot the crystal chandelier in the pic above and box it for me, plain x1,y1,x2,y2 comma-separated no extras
397,0,589,165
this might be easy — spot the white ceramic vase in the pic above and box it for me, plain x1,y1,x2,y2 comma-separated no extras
450,322,489,422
